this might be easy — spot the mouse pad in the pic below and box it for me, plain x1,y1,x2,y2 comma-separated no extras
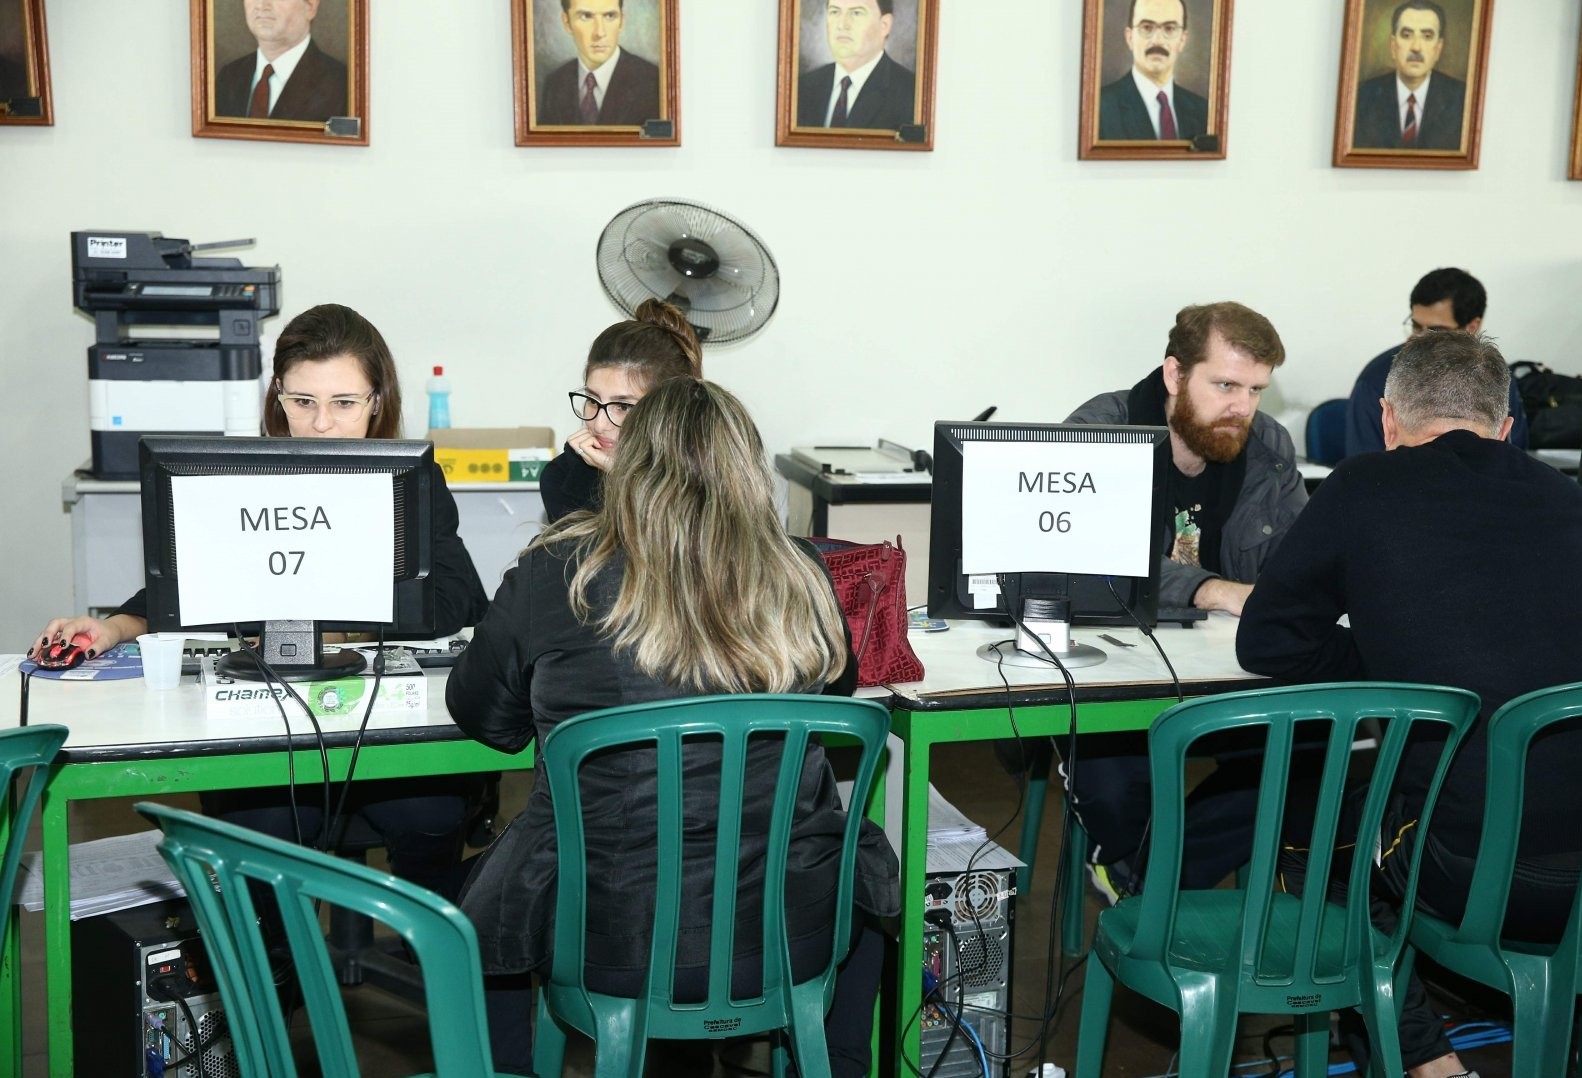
21,643,145,681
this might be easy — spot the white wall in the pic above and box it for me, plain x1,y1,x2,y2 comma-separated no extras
6,1,1582,643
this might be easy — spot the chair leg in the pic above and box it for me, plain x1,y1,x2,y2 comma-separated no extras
1508,966,1579,1078
1073,952,1113,1078
1291,1010,1330,1078
1172,977,1237,1078
1061,816,1089,957
532,992,570,1078
786,983,835,1078
1017,774,1048,896
1356,975,1406,1078
587,997,642,1078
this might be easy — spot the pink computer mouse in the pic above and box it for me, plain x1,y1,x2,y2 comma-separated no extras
35,632,93,671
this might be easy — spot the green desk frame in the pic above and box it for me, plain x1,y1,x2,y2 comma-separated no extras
5,733,528,1077
886,687,1247,1074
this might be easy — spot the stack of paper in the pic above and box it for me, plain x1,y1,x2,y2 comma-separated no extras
15,829,186,921
926,784,1023,873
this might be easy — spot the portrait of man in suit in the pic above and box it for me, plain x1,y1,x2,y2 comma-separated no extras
1351,1,1466,151
213,0,348,122
536,0,661,127
1097,0,1209,142
796,0,917,131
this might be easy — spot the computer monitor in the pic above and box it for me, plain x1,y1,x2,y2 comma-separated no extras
927,421,1170,668
139,435,438,681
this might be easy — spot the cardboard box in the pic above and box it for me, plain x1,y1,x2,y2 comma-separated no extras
200,651,428,720
430,426,556,483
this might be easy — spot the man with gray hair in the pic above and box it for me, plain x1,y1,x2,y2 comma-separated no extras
1239,330,1582,1078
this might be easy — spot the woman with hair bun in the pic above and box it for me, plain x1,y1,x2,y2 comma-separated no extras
539,298,702,522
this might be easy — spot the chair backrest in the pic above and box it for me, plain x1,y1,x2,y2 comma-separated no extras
135,801,494,1078
1305,398,1349,465
0,724,68,948
1446,682,1582,959
1131,683,1478,1009
539,693,890,1038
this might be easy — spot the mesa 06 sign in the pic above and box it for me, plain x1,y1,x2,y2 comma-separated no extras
170,472,394,625
959,439,1154,578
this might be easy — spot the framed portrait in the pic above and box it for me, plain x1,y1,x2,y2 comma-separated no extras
190,0,369,146
1569,25,1582,179
512,0,679,148
1078,0,1232,161
0,0,52,125
775,0,939,151
1333,0,1492,170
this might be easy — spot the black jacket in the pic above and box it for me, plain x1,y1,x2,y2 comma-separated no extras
214,39,348,121
445,536,893,987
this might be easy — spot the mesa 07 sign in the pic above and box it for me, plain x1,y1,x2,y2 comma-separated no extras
959,439,1154,578
170,472,394,625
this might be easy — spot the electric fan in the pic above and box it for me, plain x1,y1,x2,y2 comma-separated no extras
596,198,780,344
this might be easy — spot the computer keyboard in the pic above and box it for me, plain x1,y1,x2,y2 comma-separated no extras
1155,605,1209,627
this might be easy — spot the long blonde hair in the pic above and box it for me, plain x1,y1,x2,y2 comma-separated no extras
538,378,847,693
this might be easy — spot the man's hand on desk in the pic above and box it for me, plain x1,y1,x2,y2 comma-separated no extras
1192,578,1252,617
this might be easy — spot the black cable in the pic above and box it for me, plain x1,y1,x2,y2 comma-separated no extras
1106,577,1183,703
325,627,387,853
231,626,333,852
18,666,31,727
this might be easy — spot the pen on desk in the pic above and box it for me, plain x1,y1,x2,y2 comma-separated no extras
1098,633,1135,648
972,406,997,422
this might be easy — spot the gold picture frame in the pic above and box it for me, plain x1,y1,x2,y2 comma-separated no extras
191,0,369,146
512,0,680,148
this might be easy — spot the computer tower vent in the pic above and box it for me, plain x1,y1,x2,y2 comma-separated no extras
952,870,1005,922
174,1007,238,1078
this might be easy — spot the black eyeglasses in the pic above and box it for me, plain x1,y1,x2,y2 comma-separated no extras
569,391,634,427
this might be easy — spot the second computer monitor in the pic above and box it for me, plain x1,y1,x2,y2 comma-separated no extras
927,420,1170,630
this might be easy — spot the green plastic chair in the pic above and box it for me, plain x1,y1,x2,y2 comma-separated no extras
0,725,68,949
532,694,891,1078
1074,683,1479,1078
135,801,507,1078
1399,681,1582,1076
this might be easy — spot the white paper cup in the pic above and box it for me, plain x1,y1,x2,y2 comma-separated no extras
137,633,186,691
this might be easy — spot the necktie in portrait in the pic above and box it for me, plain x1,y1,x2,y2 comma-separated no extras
832,75,852,126
580,72,599,124
248,64,274,119
1402,93,1418,146
1156,90,1177,140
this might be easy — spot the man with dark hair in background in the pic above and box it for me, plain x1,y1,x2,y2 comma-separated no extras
796,0,916,130
1343,267,1527,457
537,0,660,126
1352,0,1466,150
1241,330,1582,1078
215,0,348,122
1014,302,1308,902
1098,0,1209,141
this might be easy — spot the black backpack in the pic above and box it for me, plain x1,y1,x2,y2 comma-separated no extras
1511,361,1582,449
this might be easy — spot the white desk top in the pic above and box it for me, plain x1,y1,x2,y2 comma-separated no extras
61,469,541,501
888,613,1259,707
5,667,467,761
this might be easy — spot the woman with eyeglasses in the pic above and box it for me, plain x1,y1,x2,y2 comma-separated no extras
450,378,895,1077
30,303,489,898
538,298,702,522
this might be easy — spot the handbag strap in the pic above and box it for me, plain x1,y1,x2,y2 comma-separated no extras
852,571,885,663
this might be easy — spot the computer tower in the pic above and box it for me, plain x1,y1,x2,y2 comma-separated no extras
921,865,1017,1078
72,899,239,1078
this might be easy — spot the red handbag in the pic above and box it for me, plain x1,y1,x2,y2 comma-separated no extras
810,536,925,688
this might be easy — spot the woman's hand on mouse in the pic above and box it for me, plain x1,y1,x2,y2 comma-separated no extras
567,427,617,473
27,614,147,660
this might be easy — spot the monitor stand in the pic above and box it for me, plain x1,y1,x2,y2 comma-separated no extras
215,620,369,682
976,587,1108,670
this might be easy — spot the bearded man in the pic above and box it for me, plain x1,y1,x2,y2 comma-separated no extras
1006,301,1308,901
